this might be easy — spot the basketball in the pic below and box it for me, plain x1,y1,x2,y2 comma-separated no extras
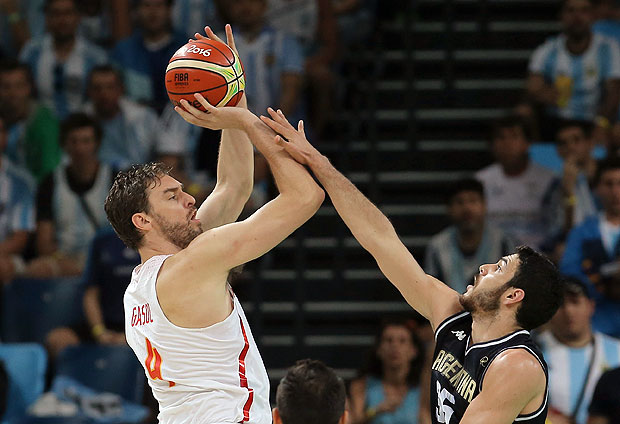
165,39,245,111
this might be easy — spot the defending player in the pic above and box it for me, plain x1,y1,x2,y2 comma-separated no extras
258,109,564,424
104,27,324,423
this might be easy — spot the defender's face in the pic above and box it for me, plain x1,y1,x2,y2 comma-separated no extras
146,175,202,249
460,254,520,313
377,325,417,368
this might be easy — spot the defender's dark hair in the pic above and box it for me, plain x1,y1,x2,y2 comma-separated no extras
490,115,532,143
59,113,102,148
359,317,425,386
276,359,345,424
104,162,172,250
593,156,620,187
555,119,594,140
505,246,564,330
447,178,485,204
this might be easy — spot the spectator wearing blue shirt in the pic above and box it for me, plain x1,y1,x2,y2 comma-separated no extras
19,0,108,118
111,0,186,114
0,116,36,285
526,0,620,145
172,0,226,39
560,156,620,338
230,0,304,119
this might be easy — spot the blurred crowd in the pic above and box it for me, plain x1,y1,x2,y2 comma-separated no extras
4,0,620,423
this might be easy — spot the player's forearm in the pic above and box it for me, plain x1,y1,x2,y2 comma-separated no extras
308,154,396,251
212,128,254,199
242,117,323,200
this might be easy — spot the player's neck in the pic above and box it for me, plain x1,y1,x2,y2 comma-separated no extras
139,237,182,263
470,313,521,345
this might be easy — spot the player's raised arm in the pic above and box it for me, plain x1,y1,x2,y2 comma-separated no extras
189,25,255,230
173,100,324,273
260,111,461,328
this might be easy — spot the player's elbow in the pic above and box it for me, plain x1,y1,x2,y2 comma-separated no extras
301,185,325,212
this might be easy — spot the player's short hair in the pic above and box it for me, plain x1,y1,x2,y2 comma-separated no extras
59,113,103,148
555,119,594,140
105,162,172,250
490,115,532,143
593,156,620,186
276,359,345,424
505,246,564,330
447,178,485,204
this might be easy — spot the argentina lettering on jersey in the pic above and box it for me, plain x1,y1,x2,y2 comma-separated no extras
430,312,549,424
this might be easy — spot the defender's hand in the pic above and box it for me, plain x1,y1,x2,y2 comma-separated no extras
260,108,322,166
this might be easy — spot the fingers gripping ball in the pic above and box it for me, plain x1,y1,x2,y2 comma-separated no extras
165,39,245,111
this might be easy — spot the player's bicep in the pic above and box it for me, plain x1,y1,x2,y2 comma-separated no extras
372,237,461,326
460,350,546,424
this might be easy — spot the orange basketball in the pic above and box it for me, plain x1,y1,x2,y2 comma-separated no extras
165,39,245,111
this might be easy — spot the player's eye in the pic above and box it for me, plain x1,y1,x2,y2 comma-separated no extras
169,195,177,200
497,264,502,272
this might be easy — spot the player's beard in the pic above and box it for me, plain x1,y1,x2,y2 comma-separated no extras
459,283,507,315
152,211,202,249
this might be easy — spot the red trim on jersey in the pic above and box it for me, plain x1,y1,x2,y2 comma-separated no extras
238,316,254,422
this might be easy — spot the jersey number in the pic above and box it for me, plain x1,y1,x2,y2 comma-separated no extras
145,337,175,387
436,381,455,424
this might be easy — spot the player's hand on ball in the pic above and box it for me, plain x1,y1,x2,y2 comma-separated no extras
175,93,250,130
260,108,319,166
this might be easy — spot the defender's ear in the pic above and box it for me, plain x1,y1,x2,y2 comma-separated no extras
504,287,525,305
132,212,151,232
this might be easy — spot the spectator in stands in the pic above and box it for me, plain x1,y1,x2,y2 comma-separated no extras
85,65,185,170
525,0,620,145
592,0,620,45
349,318,424,424
111,0,186,114
229,0,304,119
0,115,35,285
588,366,620,424
560,156,620,338
0,60,61,183
265,0,339,135
0,0,31,57
425,178,515,294
172,0,226,39
475,115,555,248
26,113,114,278
46,227,139,357
536,277,620,424
273,359,347,424
542,120,599,262
19,0,108,118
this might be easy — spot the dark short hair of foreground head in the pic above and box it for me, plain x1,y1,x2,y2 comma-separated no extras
447,178,485,204
276,359,346,424
505,246,564,330
490,115,532,143
593,156,620,187
104,162,172,250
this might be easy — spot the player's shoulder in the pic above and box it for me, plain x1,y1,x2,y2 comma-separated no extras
491,348,545,378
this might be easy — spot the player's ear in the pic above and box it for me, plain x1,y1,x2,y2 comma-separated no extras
272,407,282,424
504,287,525,305
132,212,151,232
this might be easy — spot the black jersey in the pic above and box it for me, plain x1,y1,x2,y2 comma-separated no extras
430,311,549,424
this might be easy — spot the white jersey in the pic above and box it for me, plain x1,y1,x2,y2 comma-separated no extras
124,255,271,424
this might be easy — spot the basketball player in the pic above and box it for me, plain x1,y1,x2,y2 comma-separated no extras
104,26,324,423
258,110,564,424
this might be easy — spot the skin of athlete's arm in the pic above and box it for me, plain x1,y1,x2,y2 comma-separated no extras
459,349,546,424
157,103,325,328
